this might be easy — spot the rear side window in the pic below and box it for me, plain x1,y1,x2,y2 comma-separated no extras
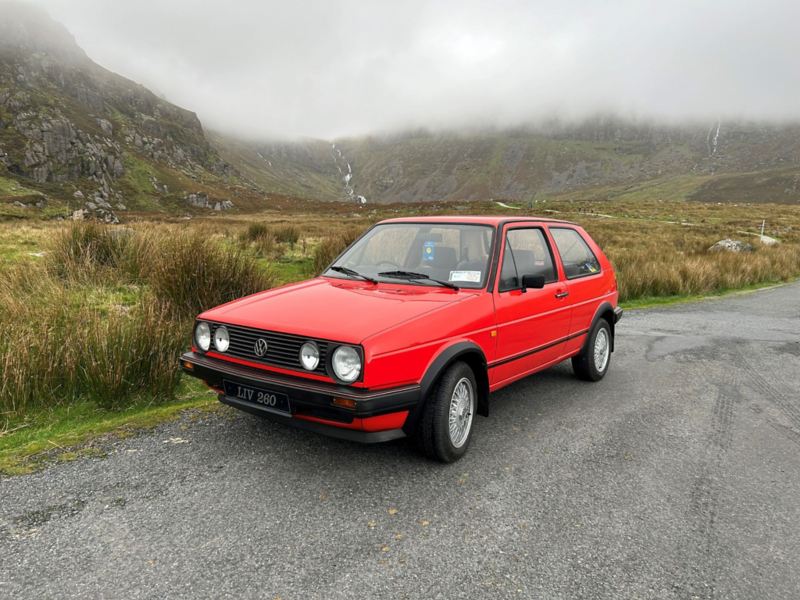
550,228,601,279
499,228,557,291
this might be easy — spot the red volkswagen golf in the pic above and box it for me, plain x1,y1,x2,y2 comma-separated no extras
181,216,622,462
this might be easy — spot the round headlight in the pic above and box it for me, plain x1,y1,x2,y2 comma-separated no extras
299,342,320,371
213,326,230,352
195,322,211,352
332,345,361,383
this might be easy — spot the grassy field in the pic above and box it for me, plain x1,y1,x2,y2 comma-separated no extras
1,196,799,474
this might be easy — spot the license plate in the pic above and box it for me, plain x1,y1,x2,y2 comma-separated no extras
223,380,291,415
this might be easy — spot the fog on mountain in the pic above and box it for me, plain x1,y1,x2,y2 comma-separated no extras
2,0,800,210
20,0,800,139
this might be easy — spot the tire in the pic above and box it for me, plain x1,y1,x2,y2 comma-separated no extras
572,318,612,382
415,361,478,463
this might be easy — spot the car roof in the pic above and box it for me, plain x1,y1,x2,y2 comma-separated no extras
377,215,576,226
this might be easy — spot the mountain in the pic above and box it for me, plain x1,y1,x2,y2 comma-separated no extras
213,120,800,205
0,2,253,220
3,3,800,219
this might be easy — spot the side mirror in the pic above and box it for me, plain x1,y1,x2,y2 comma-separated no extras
521,274,546,290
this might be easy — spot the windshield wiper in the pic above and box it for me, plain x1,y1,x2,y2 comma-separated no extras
329,266,378,284
377,270,459,290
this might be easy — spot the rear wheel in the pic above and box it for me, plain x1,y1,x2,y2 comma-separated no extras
572,319,612,381
415,361,477,462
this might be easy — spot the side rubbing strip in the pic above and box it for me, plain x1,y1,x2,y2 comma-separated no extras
488,329,588,368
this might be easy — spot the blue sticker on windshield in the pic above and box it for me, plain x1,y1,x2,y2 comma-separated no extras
423,241,435,261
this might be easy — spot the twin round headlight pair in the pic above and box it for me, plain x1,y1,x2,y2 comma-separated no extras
296,342,363,382
194,322,361,383
195,322,229,353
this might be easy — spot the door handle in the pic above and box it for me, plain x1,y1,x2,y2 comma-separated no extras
555,290,569,299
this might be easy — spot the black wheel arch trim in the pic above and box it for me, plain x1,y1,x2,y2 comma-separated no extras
406,342,490,435
586,301,619,352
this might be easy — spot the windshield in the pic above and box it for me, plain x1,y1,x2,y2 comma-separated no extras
325,223,495,289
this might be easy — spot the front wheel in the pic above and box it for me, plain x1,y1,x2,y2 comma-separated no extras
415,361,477,462
572,319,612,381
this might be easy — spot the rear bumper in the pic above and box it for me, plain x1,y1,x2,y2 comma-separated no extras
613,306,623,323
180,352,420,443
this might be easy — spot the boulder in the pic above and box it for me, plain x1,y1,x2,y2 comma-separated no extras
759,235,779,246
708,239,754,253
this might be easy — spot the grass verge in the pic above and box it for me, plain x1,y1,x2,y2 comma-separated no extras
620,278,794,310
0,381,218,477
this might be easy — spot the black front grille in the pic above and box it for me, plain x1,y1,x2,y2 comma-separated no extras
209,322,329,375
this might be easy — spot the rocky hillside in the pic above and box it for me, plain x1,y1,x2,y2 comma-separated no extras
213,120,800,205
0,2,244,220
3,3,800,217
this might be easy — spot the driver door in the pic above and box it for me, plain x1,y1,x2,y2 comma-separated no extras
491,226,572,386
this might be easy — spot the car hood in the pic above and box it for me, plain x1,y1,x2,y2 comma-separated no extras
198,277,474,344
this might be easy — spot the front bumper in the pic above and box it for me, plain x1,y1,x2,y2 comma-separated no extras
180,352,420,443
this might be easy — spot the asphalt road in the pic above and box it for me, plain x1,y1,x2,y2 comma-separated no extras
2,283,799,599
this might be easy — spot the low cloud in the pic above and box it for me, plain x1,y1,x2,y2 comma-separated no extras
29,0,800,139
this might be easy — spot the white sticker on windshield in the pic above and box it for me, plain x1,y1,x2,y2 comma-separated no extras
449,270,482,283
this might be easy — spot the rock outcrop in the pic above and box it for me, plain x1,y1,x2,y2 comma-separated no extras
185,192,234,211
12,110,125,184
0,2,235,217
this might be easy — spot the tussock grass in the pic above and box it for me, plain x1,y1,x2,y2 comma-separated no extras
242,222,270,242
46,221,135,281
239,222,278,257
272,224,300,247
47,223,275,318
586,220,800,301
0,223,274,416
312,228,362,274
0,286,182,412
143,228,275,317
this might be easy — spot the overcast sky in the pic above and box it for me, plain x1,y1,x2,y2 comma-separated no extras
27,0,800,140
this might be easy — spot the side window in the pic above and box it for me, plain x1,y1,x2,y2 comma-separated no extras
499,228,557,291
550,228,601,279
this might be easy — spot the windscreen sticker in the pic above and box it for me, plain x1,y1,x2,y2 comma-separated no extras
449,270,482,283
423,241,435,261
